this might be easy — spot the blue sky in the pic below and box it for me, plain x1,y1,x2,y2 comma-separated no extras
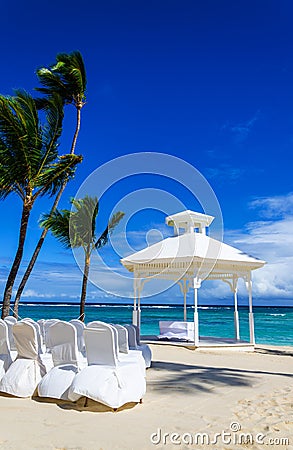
0,0,292,306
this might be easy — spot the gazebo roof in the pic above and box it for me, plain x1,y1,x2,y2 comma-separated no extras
121,210,266,276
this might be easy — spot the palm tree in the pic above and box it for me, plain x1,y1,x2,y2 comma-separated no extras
0,90,82,318
41,196,124,321
35,50,87,154
13,51,87,314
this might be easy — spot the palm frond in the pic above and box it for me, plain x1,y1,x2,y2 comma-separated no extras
35,154,82,197
40,210,72,248
95,211,125,249
70,195,99,246
40,93,64,164
35,68,69,101
41,196,124,255
35,51,87,107
0,92,42,185
108,212,125,233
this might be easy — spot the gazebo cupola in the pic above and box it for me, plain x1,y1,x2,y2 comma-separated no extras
165,210,215,235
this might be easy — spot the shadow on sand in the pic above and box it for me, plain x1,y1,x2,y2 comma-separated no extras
148,360,293,395
255,346,293,357
32,395,139,413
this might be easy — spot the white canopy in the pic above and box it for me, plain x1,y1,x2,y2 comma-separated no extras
121,230,265,275
120,210,266,346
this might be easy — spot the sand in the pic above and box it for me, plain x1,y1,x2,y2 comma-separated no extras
0,344,292,450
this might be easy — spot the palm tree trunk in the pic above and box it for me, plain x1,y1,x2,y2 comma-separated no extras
13,107,82,312
80,249,90,322
70,106,81,154
13,185,65,317
2,202,32,319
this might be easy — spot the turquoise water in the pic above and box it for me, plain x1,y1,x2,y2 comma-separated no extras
15,304,293,346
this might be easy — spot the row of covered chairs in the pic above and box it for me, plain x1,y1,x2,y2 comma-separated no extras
0,318,151,409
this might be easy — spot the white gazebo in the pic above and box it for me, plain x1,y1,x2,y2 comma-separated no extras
121,210,266,349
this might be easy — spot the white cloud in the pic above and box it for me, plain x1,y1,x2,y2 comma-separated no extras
221,110,260,142
249,192,293,219
17,289,78,299
204,164,245,182
224,194,293,300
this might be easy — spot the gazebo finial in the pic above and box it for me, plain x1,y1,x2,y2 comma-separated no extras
165,210,214,236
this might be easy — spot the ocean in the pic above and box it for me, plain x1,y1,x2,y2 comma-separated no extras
15,303,293,346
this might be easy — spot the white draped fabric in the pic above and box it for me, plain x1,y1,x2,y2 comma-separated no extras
68,326,146,408
124,324,152,368
0,322,45,397
4,316,17,351
70,319,86,354
38,321,84,400
111,324,146,374
0,319,13,381
158,321,195,341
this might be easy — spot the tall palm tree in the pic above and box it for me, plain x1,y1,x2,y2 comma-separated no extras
13,51,87,313
35,50,87,154
41,196,124,321
0,91,82,318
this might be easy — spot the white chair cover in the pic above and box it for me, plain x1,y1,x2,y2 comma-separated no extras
48,322,79,366
0,320,13,380
37,321,82,400
68,326,146,408
43,319,60,351
37,319,45,340
87,321,145,373
125,324,152,368
4,316,17,351
70,319,85,354
4,316,17,324
124,324,137,348
0,322,45,397
87,320,117,356
21,319,43,353
111,324,129,354
111,324,146,372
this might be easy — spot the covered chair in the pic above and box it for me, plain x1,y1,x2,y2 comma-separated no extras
37,319,45,341
0,321,46,397
21,319,43,352
20,319,53,371
4,316,17,352
0,320,13,381
68,325,146,409
88,321,145,373
124,324,152,368
43,319,61,352
69,319,85,354
111,324,146,373
37,321,85,400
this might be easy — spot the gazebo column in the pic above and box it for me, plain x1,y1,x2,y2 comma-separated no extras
233,276,240,341
193,277,201,345
132,275,141,342
178,279,190,321
183,288,187,322
245,273,255,345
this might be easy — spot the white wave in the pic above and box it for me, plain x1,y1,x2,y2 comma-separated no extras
148,305,172,309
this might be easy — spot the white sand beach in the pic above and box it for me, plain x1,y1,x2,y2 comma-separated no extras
0,344,292,450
